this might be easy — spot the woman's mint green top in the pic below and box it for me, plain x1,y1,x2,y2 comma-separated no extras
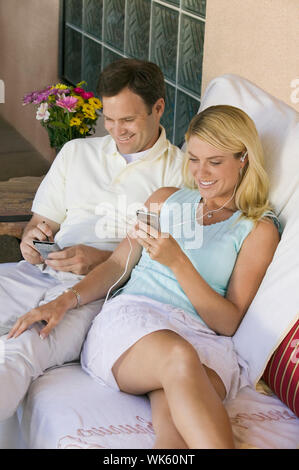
120,188,274,324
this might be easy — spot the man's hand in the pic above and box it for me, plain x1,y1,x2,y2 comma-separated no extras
20,217,58,264
45,244,112,275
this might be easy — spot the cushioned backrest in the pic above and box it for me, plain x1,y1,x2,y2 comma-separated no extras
197,74,299,387
199,74,299,226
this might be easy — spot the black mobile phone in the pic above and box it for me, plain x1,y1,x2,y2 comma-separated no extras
136,209,160,231
33,240,61,259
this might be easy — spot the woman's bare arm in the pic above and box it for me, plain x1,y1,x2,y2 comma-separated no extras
169,219,280,336
8,232,142,339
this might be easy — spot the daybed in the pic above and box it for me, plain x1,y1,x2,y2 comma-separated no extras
0,74,298,449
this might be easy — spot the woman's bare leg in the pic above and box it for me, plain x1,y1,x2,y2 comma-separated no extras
149,389,188,449
148,364,228,449
112,329,235,449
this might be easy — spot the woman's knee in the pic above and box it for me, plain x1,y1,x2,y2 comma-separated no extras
111,330,200,393
161,336,201,380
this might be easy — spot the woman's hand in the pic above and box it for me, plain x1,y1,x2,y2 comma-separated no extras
133,221,186,270
7,291,76,340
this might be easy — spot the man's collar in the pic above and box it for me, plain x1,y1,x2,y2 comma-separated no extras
110,125,168,162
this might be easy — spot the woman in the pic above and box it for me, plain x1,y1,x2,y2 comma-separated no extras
9,105,280,448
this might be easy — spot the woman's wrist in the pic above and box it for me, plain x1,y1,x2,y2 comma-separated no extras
170,251,189,272
60,288,81,310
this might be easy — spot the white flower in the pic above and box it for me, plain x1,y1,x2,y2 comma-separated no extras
36,102,50,121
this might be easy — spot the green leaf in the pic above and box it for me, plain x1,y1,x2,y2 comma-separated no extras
48,121,68,129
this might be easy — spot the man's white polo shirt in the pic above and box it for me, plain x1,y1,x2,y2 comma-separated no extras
32,127,184,251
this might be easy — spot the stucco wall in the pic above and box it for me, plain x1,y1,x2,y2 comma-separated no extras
202,0,299,112
0,0,60,162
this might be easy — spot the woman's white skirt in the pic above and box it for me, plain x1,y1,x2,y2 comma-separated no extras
81,294,249,402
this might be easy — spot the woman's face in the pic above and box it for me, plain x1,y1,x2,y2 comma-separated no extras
187,136,244,203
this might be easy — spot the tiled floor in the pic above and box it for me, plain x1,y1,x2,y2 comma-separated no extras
0,116,50,262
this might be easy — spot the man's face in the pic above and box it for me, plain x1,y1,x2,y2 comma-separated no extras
102,87,164,154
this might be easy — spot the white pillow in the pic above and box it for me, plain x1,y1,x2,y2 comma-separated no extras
197,74,299,386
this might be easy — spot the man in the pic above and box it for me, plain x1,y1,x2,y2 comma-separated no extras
0,59,184,421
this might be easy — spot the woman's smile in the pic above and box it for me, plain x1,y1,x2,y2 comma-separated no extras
197,179,217,189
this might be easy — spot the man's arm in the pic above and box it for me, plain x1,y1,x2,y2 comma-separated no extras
20,214,60,264
26,141,112,273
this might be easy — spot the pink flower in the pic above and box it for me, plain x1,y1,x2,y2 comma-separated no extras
56,96,78,112
81,91,94,100
73,87,85,95
72,88,94,100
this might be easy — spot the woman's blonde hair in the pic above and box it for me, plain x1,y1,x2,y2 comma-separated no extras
183,105,273,224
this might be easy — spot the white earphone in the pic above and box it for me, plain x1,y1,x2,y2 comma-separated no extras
240,150,248,162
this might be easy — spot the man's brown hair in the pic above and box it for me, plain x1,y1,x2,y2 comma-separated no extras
97,58,165,112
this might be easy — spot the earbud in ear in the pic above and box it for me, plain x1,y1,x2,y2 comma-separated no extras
240,150,248,162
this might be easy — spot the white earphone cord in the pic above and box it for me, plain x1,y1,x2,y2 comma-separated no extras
104,183,238,304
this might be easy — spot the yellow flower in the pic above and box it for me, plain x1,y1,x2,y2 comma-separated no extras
88,97,102,109
76,81,87,88
79,123,89,134
85,113,97,120
73,95,85,108
70,117,82,127
51,83,69,90
82,103,96,120
82,103,94,114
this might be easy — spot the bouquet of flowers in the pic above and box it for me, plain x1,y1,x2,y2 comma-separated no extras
23,81,102,153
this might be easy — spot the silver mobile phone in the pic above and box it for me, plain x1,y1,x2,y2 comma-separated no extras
136,209,160,231
33,240,61,259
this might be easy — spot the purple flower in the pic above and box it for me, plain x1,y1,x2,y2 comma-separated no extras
56,96,78,112
52,88,70,95
33,89,53,104
23,91,35,105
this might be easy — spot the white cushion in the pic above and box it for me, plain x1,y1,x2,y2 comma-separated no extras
198,74,299,386
17,364,299,449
